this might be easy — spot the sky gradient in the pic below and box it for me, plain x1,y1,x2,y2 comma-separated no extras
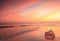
1,0,60,23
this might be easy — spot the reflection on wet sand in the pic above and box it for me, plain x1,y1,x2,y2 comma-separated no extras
0,24,60,41
0,25,39,41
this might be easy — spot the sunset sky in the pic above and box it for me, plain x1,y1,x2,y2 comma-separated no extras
1,0,60,23
1,0,60,41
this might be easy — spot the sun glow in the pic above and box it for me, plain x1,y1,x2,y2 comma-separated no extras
40,10,60,22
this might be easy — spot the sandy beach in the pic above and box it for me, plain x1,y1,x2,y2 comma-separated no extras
0,24,60,41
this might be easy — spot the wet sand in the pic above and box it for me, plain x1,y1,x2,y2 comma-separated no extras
0,25,60,41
